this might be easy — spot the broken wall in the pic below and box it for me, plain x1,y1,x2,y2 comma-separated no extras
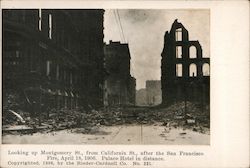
161,19,210,108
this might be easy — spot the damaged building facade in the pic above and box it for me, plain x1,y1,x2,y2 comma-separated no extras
161,19,210,106
104,41,136,106
2,9,105,111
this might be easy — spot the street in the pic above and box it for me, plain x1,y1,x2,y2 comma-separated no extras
2,124,209,145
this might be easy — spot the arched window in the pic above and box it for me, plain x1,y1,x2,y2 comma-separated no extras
189,63,197,77
175,28,182,41
189,46,197,58
202,63,210,76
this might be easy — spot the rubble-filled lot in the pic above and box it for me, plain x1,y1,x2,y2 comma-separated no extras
3,101,209,136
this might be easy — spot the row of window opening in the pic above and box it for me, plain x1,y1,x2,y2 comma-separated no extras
176,46,200,58
176,63,210,77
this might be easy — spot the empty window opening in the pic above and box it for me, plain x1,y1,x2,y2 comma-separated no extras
203,55,210,58
16,50,20,58
56,65,60,80
202,63,210,76
176,46,182,58
38,9,42,31
176,64,182,77
175,28,182,41
49,14,52,39
189,46,197,58
46,60,51,76
189,63,197,77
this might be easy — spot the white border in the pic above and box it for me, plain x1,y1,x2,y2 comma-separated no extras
1,1,249,167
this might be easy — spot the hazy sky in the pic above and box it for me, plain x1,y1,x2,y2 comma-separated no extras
104,9,210,89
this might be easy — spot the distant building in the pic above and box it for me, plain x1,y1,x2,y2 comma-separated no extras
2,9,105,110
136,88,147,106
146,80,162,106
104,41,136,106
161,19,210,106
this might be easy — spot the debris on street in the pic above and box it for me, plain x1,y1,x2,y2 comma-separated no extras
3,100,210,135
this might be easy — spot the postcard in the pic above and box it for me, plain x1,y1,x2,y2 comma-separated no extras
0,0,249,167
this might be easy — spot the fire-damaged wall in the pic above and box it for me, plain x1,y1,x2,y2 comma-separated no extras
2,9,105,111
161,19,210,106
104,41,136,106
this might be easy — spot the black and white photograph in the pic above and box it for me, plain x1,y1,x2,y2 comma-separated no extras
1,9,211,145
1,0,250,167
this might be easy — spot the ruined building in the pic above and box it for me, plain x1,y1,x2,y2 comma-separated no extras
161,19,210,106
146,80,162,106
2,9,105,110
104,41,136,106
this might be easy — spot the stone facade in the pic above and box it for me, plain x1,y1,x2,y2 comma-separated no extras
2,9,105,110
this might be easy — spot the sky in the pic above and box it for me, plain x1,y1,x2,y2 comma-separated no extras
104,9,210,90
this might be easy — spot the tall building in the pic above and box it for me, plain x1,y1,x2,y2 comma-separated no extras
146,80,162,106
136,88,147,106
104,41,136,106
2,9,105,110
161,19,210,106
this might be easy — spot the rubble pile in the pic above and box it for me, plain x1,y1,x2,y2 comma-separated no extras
159,101,209,118
3,101,210,134
154,101,210,133
2,92,27,125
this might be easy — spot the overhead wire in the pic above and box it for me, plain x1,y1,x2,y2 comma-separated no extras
113,10,124,43
112,9,135,77
115,9,126,43
115,10,134,76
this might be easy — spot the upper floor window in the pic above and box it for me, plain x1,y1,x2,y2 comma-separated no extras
38,9,42,31
175,28,182,41
189,46,197,58
49,14,52,39
176,46,182,58
202,63,210,76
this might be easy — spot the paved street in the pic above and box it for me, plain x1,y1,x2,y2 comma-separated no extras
2,124,209,145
